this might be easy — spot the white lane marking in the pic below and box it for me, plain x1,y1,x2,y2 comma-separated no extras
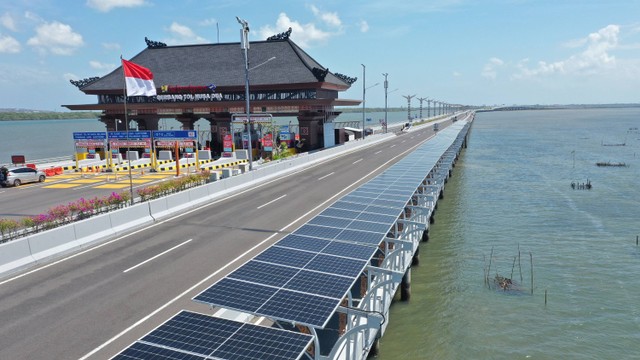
317,172,334,181
352,159,362,164
80,134,433,360
123,239,193,273
256,194,287,210
390,144,396,148
402,140,406,143
374,150,382,154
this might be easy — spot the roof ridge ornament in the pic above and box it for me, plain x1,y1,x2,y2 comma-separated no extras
69,77,100,89
334,73,357,85
145,36,167,48
311,67,329,82
267,27,292,41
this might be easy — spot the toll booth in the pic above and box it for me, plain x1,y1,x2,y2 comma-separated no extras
153,130,198,170
231,114,273,160
107,130,152,167
73,132,107,169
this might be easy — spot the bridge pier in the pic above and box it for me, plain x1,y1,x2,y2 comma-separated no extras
411,247,420,266
400,268,412,301
421,229,429,242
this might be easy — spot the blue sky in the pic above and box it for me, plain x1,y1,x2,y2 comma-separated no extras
1,0,639,111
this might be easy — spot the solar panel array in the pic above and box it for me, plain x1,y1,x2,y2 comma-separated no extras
114,121,470,360
193,121,470,329
113,311,314,360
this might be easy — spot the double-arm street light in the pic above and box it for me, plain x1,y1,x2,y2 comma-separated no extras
237,16,253,170
361,64,379,139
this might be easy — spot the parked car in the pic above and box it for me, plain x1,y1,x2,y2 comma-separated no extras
0,166,46,187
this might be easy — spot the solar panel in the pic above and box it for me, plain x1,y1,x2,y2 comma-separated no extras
295,224,343,240
254,246,316,268
335,229,385,245
319,207,360,219
321,241,379,260
275,234,331,252
114,311,314,360
193,278,276,313
326,201,368,212
284,270,354,298
363,204,402,216
305,254,367,277
258,289,339,328
356,212,397,225
307,215,353,229
228,260,299,288
113,342,206,360
345,219,392,234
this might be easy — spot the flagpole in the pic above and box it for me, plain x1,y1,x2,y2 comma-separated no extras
121,56,135,205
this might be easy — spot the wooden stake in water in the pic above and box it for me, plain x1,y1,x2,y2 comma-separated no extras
518,244,523,283
545,289,548,306
530,252,534,295
487,247,494,289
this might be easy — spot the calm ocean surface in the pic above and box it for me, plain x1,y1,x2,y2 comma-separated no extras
378,108,640,359
3,108,636,359
0,110,413,163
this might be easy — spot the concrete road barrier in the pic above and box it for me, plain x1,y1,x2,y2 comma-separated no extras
109,204,154,235
28,226,79,262
74,213,115,247
0,239,36,276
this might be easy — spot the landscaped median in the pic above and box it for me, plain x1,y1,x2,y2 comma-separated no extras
0,171,210,243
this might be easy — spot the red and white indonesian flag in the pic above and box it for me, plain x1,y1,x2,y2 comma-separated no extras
122,59,157,97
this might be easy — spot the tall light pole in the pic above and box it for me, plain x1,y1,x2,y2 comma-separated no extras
361,64,366,139
382,73,388,133
417,97,427,119
402,94,416,120
427,99,432,118
237,16,253,170
360,64,379,139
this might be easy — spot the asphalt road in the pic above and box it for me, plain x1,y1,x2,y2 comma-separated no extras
0,117,458,359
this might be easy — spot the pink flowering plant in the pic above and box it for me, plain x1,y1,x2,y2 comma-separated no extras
0,170,207,241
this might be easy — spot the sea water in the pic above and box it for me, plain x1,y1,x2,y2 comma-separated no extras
377,108,640,359
0,110,416,162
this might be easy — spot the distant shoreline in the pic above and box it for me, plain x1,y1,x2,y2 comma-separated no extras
2,103,639,121
0,112,101,121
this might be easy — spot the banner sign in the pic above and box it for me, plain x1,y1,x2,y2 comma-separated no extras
155,140,196,147
108,131,151,139
223,134,233,153
75,140,104,147
232,114,273,124
73,132,106,140
110,139,151,148
153,130,197,139
263,133,273,152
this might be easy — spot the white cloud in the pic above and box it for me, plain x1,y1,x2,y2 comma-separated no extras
1,13,17,32
514,24,619,79
27,21,84,55
86,0,146,12
259,12,332,48
481,57,504,79
164,22,207,45
309,5,342,29
0,33,20,53
102,42,121,50
359,20,369,33
89,60,116,71
199,18,217,27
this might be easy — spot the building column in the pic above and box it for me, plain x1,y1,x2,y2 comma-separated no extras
176,114,198,130
208,112,233,155
134,116,160,131
297,110,339,151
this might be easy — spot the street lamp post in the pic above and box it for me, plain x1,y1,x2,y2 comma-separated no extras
382,73,388,133
237,16,253,171
417,97,427,119
361,64,366,139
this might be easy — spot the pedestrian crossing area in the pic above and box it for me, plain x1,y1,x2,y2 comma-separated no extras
42,173,176,190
